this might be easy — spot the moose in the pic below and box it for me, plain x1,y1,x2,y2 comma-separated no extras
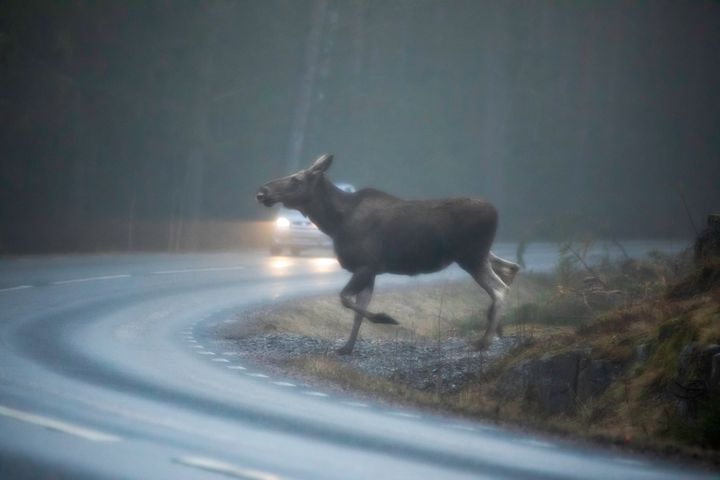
256,154,520,354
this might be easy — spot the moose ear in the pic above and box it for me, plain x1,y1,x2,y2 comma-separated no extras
309,154,333,174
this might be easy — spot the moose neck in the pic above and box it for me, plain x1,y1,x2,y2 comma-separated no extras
298,176,349,237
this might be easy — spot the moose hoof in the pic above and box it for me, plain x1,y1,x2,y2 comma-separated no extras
371,313,399,325
336,346,353,355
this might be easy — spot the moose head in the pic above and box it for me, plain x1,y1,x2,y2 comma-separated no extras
256,154,333,209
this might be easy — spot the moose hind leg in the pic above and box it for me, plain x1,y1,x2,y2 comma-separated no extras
473,261,509,350
490,252,520,286
337,286,374,355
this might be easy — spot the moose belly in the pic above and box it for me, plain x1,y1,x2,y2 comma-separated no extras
334,208,471,275
383,237,453,274
385,256,452,275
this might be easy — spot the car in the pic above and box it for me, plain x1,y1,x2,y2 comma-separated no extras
270,183,356,256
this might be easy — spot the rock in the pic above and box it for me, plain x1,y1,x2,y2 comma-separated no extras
633,343,650,364
698,344,720,390
672,343,720,419
496,349,623,415
677,342,698,379
577,357,623,401
675,342,720,386
711,353,720,390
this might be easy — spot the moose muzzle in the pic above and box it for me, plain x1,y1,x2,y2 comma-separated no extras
256,187,275,207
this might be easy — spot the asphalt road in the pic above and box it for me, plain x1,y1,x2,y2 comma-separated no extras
0,241,714,479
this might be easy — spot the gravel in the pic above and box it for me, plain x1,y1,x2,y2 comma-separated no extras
212,330,524,395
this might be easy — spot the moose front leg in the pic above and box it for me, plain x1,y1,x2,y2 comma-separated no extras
337,268,400,354
337,283,374,355
337,269,388,355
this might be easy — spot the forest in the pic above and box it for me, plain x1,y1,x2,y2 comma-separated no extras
1,1,718,252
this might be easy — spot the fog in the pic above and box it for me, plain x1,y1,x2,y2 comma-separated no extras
1,1,718,252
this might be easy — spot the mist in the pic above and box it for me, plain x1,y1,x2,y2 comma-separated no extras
1,0,718,253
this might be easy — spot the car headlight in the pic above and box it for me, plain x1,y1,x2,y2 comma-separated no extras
275,217,290,229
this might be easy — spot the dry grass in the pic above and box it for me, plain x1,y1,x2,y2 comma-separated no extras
221,272,550,343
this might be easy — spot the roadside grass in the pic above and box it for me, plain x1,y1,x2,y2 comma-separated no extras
222,251,720,465
221,272,551,343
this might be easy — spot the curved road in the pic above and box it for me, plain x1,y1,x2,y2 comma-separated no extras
0,243,713,479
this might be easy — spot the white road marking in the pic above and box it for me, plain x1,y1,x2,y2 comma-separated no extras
303,391,328,398
52,274,131,285
0,405,120,442
174,456,281,480
0,285,33,293
389,411,421,419
246,373,268,378
343,401,368,408
449,424,475,432
211,358,230,363
612,457,647,466
222,352,240,356
191,345,204,349
474,424,499,432
522,439,555,449
271,382,296,387
187,339,198,344
227,365,246,370
152,266,246,275
197,351,215,355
